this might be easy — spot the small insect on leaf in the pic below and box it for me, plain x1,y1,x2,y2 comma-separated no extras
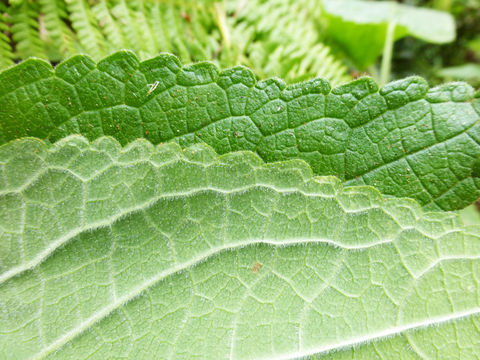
251,262,262,274
147,81,159,95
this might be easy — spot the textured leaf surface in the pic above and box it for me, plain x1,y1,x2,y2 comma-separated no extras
1,51,480,211
322,0,455,68
1,136,480,359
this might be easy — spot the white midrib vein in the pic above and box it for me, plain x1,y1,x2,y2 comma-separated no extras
29,236,395,360
272,307,480,360
2,182,376,285
5,172,463,285
28,234,480,360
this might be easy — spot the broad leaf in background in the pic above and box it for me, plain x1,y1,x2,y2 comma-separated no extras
322,0,456,69
1,51,480,210
1,136,480,359
438,64,480,83
456,204,480,226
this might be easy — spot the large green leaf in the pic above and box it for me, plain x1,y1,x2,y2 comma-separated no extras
1,136,480,359
322,0,456,69
1,51,480,211
438,64,480,83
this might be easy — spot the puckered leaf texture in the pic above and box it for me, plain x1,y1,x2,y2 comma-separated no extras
1,136,480,359
1,51,480,210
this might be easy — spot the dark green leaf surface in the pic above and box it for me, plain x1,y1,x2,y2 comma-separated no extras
1,51,479,210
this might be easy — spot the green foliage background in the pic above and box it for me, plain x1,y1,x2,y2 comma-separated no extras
391,0,480,86
0,0,350,85
0,0,478,86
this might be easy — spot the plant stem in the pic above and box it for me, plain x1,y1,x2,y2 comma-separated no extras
214,2,230,48
380,21,396,86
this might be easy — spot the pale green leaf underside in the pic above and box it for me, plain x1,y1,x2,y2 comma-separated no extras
1,136,480,359
1,51,480,211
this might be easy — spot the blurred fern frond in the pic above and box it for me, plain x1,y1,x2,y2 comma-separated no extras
0,2,14,68
0,0,350,85
228,0,349,83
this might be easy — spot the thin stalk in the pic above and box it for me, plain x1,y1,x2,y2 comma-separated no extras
380,21,396,86
214,2,230,48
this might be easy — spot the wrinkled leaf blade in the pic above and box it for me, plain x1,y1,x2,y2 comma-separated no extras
1,136,480,358
0,51,479,211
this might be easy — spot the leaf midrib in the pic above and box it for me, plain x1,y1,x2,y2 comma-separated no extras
270,307,480,360
30,239,480,360
1,184,345,284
